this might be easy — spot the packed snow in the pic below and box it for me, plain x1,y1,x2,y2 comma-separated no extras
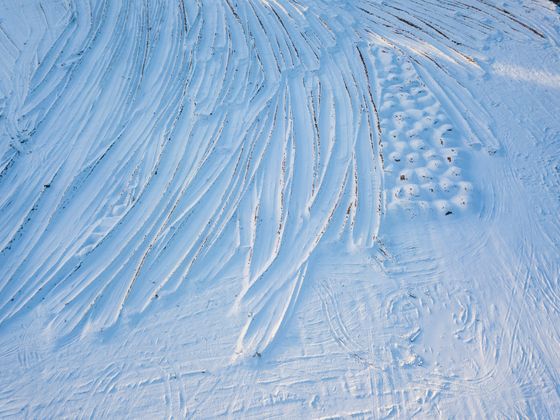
1,0,559,417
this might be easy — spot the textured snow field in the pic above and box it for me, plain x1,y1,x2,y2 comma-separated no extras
1,0,559,417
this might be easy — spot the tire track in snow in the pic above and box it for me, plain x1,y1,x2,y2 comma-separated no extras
0,0,556,371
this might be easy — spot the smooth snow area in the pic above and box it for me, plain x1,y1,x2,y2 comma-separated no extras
1,0,559,417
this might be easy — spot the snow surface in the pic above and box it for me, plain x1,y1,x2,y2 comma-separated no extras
0,0,559,417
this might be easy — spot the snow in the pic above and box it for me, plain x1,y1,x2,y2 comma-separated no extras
0,0,559,417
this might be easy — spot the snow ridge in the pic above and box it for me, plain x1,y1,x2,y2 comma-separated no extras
1,0,560,417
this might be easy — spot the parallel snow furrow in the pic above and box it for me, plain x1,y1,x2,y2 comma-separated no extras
0,1,558,388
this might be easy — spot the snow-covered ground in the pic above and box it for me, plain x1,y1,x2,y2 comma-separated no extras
1,0,559,417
